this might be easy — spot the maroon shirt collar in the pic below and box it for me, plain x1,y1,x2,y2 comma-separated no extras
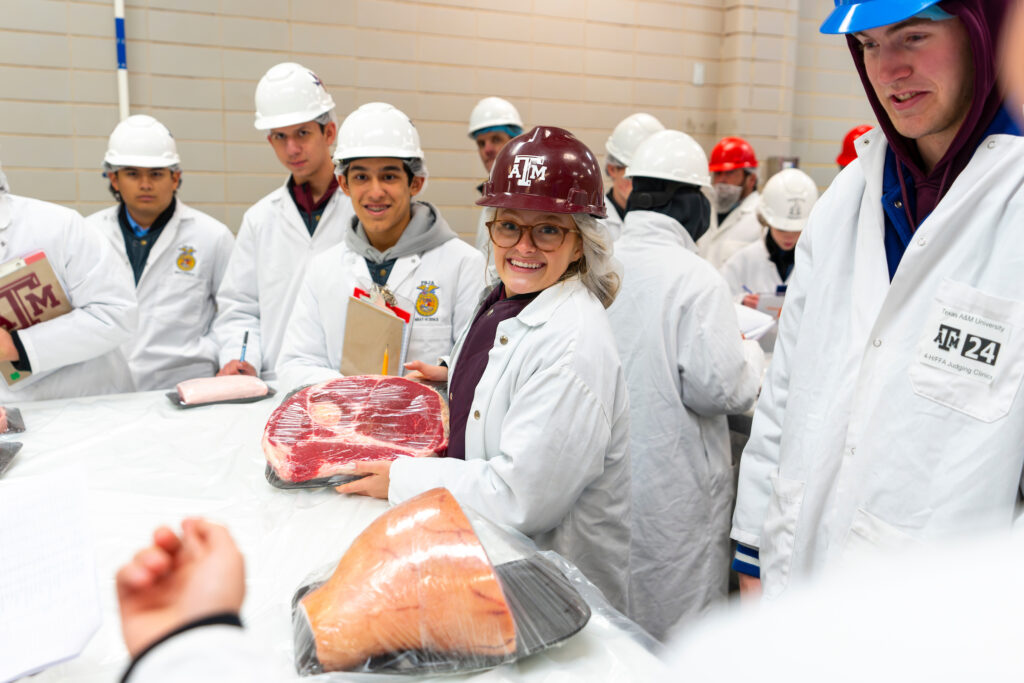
288,174,339,215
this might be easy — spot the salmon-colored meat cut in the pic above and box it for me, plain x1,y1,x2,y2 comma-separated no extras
300,488,517,671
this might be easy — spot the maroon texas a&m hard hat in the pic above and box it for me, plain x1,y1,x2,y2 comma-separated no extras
477,126,606,218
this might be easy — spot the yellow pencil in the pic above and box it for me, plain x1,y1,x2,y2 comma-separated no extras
382,345,389,375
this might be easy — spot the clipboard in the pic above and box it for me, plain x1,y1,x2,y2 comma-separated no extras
341,296,405,376
0,251,72,386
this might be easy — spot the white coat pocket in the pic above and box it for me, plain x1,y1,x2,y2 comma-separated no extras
845,507,916,560
760,472,805,600
406,322,453,366
909,279,1024,422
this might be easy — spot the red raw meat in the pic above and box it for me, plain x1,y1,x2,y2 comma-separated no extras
263,376,448,483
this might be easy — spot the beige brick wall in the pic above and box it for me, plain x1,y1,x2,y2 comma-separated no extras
0,0,875,237
792,0,877,190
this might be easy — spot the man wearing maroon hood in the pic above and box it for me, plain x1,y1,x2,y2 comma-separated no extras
730,0,1024,600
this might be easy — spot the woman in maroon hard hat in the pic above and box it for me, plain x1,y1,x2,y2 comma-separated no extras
336,126,631,611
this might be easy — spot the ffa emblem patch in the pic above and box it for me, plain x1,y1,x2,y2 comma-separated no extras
176,246,197,272
415,282,439,316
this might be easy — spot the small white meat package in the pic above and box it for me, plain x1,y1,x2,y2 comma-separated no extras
175,375,269,406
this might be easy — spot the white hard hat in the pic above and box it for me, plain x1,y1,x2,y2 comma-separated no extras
626,129,711,188
467,97,523,137
757,168,819,232
254,62,335,131
333,102,424,162
606,113,665,167
103,115,180,168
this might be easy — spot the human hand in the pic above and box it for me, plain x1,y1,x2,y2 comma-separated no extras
741,294,760,309
217,360,257,377
403,360,449,383
737,573,762,602
116,518,246,657
0,328,19,362
334,460,394,499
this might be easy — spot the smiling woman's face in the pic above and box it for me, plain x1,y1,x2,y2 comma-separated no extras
491,208,582,296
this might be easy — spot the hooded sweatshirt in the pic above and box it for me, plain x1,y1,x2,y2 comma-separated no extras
845,0,1017,277
344,201,458,286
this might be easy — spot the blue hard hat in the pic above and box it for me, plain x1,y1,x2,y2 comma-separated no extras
820,0,945,34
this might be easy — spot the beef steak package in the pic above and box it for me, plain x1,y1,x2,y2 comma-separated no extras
263,376,448,488
291,488,593,676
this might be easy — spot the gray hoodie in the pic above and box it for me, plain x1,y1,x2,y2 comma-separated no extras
345,201,457,263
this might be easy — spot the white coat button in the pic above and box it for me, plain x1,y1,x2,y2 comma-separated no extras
473,410,480,420
894,200,903,209
917,237,926,246
499,335,508,345
987,140,997,149
873,338,882,347
850,447,856,456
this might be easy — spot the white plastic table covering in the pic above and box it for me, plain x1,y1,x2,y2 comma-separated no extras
5,390,666,682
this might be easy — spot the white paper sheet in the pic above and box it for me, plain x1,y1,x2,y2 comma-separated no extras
733,303,777,341
0,468,100,683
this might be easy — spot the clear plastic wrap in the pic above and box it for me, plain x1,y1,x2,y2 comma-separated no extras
290,488,592,676
263,376,449,489
169,375,274,408
0,441,23,477
0,406,25,433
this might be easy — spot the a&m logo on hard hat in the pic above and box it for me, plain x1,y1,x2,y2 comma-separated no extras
415,282,439,317
176,246,197,272
508,155,547,187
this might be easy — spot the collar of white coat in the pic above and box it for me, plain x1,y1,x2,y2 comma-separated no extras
513,278,585,328
705,189,759,241
725,189,759,220
621,209,698,251
854,126,1022,200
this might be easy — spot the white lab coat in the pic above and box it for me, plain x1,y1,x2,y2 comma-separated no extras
124,625,275,683
0,193,136,401
720,234,783,299
608,210,764,639
697,190,761,269
720,235,785,353
601,200,624,242
664,530,1024,681
732,128,1024,600
389,279,632,612
87,202,234,390
277,235,485,390
213,181,355,381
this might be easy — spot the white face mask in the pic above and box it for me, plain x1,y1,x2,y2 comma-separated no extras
712,182,742,214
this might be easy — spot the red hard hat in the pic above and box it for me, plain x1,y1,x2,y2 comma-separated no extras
708,136,758,172
477,126,606,217
836,125,873,167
